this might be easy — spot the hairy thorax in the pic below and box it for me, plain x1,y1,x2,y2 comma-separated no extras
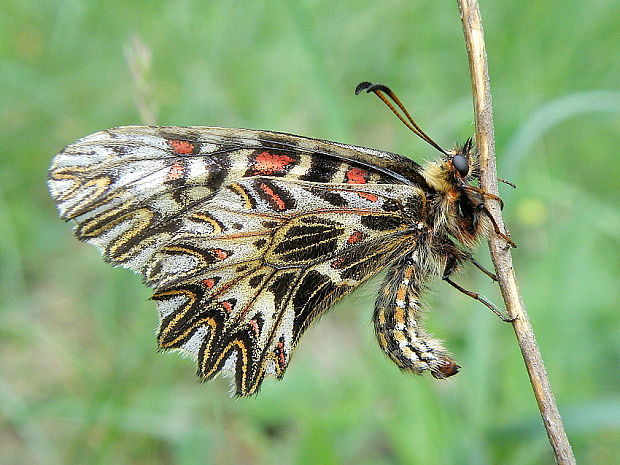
420,159,486,249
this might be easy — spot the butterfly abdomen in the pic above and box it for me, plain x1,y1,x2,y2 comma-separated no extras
374,255,460,379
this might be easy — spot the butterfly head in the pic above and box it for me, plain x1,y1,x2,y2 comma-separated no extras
450,137,474,177
444,137,480,186
420,138,479,195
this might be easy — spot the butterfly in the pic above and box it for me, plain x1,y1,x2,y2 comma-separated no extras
48,82,514,396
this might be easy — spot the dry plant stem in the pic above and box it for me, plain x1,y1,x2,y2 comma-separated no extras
124,35,158,126
456,1,576,464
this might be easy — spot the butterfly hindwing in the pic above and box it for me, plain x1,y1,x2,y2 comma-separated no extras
48,126,427,395
151,178,423,395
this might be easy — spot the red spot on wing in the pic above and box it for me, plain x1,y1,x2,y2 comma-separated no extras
166,161,185,181
346,168,377,200
346,231,367,244
357,192,378,202
253,151,295,175
221,300,234,313
274,337,287,369
248,319,260,338
258,182,287,211
345,167,369,184
168,139,195,155
202,278,217,289
212,248,229,260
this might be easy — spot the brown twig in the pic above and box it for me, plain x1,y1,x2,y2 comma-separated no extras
456,1,576,464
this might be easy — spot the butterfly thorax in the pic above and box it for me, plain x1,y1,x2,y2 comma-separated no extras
419,144,485,249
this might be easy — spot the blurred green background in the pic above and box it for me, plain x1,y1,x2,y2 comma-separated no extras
2,1,619,464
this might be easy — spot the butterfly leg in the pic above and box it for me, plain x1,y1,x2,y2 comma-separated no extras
442,248,513,322
442,276,513,322
442,242,498,282
475,203,516,248
469,257,498,282
374,254,460,379
498,177,517,188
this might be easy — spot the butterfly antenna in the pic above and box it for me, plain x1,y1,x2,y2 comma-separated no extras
355,81,448,155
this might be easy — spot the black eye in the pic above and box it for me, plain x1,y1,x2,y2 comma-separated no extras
452,154,469,176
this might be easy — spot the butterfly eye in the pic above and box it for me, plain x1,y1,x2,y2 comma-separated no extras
452,154,469,177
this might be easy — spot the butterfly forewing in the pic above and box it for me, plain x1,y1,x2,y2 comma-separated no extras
49,127,422,276
49,126,426,395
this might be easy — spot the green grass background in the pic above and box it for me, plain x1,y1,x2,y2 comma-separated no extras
2,1,619,464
